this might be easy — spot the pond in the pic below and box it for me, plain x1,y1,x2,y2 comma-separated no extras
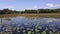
0,16,60,34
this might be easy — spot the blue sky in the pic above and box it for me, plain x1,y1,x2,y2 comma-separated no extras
0,0,60,11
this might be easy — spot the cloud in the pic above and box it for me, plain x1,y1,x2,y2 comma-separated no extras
33,6,38,9
4,6,14,10
27,5,40,10
46,3,60,8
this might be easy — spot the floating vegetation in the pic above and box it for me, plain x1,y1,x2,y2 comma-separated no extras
42,31,46,34
49,31,53,34
28,31,31,34
0,22,59,34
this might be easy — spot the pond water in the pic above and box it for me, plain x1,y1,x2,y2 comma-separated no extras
0,16,60,34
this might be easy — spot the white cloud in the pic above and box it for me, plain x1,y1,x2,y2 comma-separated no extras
46,3,60,8
4,6,14,10
33,6,38,9
26,5,40,10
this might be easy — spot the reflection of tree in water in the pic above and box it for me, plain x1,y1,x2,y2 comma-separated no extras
4,17,11,21
0,18,2,24
25,16,41,20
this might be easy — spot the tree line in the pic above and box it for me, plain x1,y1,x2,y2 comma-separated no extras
0,8,60,14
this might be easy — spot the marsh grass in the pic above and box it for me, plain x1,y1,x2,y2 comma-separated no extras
0,13,60,18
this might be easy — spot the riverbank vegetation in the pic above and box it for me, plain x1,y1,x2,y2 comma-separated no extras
0,8,60,14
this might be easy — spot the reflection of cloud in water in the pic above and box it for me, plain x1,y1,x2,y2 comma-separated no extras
43,18,60,23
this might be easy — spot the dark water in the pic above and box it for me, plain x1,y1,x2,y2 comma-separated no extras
0,16,60,34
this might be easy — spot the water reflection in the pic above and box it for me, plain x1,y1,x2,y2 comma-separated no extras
0,16,60,34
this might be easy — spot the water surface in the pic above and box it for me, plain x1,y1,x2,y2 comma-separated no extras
0,16,60,34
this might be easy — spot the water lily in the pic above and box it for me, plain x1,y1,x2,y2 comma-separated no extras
42,31,46,34
49,31,53,34
28,31,31,34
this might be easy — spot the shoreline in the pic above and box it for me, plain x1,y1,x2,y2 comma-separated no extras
0,13,60,18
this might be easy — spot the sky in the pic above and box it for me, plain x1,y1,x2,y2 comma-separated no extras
0,0,60,11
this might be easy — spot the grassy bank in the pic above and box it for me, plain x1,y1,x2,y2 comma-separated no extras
0,13,60,18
